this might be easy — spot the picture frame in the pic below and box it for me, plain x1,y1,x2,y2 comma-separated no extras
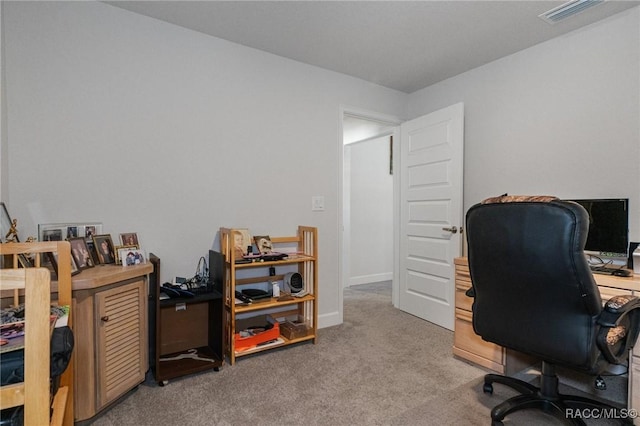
17,254,32,268
86,241,100,266
47,251,80,278
114,245,138,265
118,248,146,267
233,228,253,258
253,235,273,254
119,233,139,248
68,237,94,270
1,202,19,243
93,234,116,264
39,222,102,243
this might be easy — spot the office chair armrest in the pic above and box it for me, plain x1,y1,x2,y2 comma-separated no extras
598,295,640,327
596,295,640,364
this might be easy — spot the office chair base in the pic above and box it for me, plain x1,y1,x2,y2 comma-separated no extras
483,363,632,426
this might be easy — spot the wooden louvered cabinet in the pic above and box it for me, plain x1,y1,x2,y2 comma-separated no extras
71,264,152,422
94,280,146,408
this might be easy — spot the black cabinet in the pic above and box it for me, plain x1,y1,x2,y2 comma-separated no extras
149,254,224,385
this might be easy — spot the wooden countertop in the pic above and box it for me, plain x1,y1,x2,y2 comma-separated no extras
69,263,153,291
1,263,153,298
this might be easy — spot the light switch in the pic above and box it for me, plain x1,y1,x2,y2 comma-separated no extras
312,196,325,211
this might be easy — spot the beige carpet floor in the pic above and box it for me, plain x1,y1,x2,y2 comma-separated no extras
87,282,628,425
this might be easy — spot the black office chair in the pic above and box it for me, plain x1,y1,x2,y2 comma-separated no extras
465,195,640,425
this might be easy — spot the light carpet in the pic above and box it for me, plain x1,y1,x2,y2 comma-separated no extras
88,282,628,425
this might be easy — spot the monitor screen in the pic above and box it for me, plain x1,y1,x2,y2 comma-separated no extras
208,250,225,291
570,198,629,256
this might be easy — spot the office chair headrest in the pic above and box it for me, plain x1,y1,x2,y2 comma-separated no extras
481,194,558,204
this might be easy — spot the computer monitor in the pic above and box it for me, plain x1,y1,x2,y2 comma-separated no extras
569,198,629,258
208,250,225,291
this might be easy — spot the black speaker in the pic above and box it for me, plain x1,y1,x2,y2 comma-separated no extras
628,242,639,269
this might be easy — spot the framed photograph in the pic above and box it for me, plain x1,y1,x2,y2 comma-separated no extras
85,225,97,239
119,233,139,247
93,234,116,264
233,228,253,258
1,202,19,243
114,245,137,265
17,254,32,268
253,235,273,254
66,226,79,239
39,222,102,243
118,248,146,267
86,241,100,265
68,237,94,270
47,252,80,278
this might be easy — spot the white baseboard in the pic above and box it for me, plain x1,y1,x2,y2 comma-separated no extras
318,310,341,329
348,272,392,287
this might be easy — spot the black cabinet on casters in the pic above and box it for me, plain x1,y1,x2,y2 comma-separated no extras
149,254,224,385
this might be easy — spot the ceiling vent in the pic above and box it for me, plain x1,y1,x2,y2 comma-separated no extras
539,0,605,24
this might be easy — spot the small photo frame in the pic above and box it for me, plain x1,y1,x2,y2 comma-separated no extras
42,229,63,241
47,252,80,278
114,245,138,265
85,225,97,239
233,228,253,258
68,237,94,270
118,248,146,267
86,241,100,266
17,254,32,268
66,226,79,239
93,234,116,264
119,233,139,247
253,235,273,254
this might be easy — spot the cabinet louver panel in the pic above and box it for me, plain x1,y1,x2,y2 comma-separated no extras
95,280,145,409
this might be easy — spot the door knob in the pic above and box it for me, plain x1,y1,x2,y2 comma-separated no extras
442,226,458,234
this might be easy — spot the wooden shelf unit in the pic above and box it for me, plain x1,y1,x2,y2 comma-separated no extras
219,226,318,365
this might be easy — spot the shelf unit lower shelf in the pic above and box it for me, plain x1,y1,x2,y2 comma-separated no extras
234,334,316,358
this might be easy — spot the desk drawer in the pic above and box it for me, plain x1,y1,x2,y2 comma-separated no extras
454,308,503,366
455,287,473,312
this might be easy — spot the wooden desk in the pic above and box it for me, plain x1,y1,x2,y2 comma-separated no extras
453,257,640,416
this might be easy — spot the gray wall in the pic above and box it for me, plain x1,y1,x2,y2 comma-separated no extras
1,2,407,328
408,7,640,246
3,2,639,328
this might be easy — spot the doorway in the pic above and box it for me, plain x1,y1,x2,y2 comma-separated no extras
340,109,401,322
340,103,464,330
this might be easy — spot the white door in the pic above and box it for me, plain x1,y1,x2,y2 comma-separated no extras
397,103,464,330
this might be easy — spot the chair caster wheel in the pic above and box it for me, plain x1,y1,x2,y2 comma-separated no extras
491,421,503,426
483,383,494,394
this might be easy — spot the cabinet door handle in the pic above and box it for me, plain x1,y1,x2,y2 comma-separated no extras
442,226,458,234
101,316,110,322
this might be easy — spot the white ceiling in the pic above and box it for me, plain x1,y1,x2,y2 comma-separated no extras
105,0,639,93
